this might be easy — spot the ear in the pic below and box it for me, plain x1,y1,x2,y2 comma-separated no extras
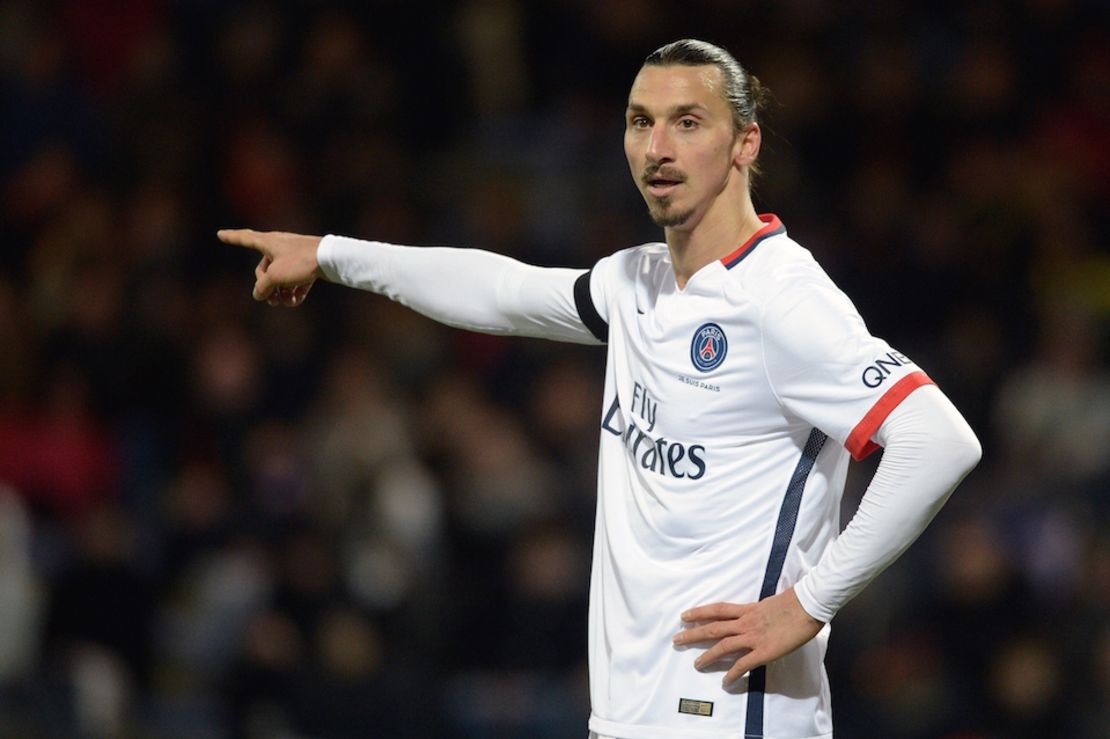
732,122,761,169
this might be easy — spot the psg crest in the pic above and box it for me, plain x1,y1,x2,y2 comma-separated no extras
690,322,728,372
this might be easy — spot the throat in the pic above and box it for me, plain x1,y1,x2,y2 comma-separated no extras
667,209,767,287
667,233,719,289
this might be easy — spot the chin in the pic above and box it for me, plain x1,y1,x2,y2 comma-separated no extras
650,207,694,228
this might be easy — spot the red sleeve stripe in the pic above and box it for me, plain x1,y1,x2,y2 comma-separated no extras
846,371,935,461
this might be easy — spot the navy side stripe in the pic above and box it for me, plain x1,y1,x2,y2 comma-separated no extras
573,269,608,343
744,428,828,739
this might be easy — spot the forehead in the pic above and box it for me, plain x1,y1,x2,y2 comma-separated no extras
627,64,729,112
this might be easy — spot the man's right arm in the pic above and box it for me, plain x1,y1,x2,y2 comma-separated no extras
217,229,605,345
319,235,602,344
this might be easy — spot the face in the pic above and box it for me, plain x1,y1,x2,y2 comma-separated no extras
624,64,748,229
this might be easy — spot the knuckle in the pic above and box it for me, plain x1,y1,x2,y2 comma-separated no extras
721,636,742,652
710,622,730,638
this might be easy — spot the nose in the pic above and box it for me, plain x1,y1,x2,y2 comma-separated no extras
646,123,674,164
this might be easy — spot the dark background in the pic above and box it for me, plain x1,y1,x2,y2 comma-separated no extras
0,0,1107,737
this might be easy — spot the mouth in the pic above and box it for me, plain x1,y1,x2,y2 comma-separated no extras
645,177,683,198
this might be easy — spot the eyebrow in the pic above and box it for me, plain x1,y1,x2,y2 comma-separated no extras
626,102,709,117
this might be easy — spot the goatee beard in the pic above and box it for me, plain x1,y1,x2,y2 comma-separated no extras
649,200,693,227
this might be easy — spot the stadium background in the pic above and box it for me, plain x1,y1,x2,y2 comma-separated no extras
1,0,1107,736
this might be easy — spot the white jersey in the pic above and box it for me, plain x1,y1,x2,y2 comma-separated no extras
572,215,931,739
317,214,953,739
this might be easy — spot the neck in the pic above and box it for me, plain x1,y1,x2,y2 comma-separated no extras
666,191,763,289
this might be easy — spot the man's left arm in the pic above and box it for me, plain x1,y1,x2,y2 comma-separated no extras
793,384,981,621
674,383,981,685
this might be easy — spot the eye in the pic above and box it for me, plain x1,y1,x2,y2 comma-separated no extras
678,117,699,130
629,115,651,129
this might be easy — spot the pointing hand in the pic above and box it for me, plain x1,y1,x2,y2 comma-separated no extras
218,229,324,307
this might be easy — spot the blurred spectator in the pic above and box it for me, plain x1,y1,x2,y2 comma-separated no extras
290,605,436,738
42,504,154,736
0,363,120,515
986,633,1067,737
993,300,1110,490
226,607,303,738
156,534,273,680
0,485,41,684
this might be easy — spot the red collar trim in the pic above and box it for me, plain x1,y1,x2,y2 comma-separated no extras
720,214,785,269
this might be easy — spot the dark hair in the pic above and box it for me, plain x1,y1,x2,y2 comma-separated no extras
643,39,768,135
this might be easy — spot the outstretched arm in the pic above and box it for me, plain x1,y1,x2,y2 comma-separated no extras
218,230,604,344
673,386,981,686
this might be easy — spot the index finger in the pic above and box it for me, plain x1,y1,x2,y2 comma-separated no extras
217,228,267,253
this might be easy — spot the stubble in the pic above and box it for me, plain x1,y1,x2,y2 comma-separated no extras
647,197,694,228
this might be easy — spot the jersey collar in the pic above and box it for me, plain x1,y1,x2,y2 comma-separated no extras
720,213,785,270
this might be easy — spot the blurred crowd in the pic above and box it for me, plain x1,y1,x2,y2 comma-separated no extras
0,0,1107,737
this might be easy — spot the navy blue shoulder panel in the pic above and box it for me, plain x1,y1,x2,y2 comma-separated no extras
574,269,608,343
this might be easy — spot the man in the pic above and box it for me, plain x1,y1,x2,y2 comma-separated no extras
220,39,981,739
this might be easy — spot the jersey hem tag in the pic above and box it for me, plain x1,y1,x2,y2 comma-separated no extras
678,698,714,717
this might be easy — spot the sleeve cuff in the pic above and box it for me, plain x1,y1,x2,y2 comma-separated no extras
315,234,345,284
845,371,934,461
793,576,835,624
315,234,396,289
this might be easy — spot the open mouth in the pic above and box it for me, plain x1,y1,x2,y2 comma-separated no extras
646,177,683,197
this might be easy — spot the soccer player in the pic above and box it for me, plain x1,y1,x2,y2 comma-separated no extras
220,39,981,739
